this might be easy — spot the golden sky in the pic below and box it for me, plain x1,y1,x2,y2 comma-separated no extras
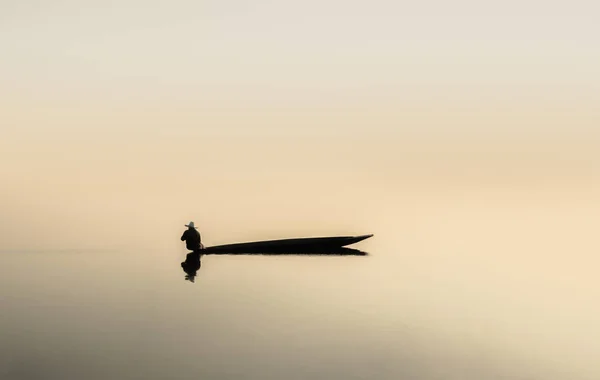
1,0,599,250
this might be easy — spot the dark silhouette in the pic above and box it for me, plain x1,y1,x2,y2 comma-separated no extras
201,247,368,256
181,250,201,282
179,229,372,282
180,248,367,283
181,221,203,252
201,234,373,254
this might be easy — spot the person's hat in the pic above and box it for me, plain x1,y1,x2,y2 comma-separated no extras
185,221,197,229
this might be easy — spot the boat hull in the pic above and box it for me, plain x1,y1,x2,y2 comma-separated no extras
201,234,373,254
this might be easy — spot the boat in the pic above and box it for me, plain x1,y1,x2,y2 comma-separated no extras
201,234,373,254
202,247,368,256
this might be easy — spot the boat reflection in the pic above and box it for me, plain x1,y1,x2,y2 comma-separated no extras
180,248,368,282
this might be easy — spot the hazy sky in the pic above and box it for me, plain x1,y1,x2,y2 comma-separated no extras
1,0,599,247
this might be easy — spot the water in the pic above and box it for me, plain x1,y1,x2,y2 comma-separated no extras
2,183,599,380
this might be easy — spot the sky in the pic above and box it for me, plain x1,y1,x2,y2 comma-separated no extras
1,0,599,248
1,0,599,249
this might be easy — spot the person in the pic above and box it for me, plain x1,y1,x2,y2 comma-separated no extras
181,221,203,251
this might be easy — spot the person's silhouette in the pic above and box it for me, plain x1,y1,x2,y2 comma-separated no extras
181,251,201,282
181,221,203,251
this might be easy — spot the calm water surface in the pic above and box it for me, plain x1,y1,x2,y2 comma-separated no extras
2,188,599,380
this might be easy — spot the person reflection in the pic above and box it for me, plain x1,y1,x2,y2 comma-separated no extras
181,251,201,283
